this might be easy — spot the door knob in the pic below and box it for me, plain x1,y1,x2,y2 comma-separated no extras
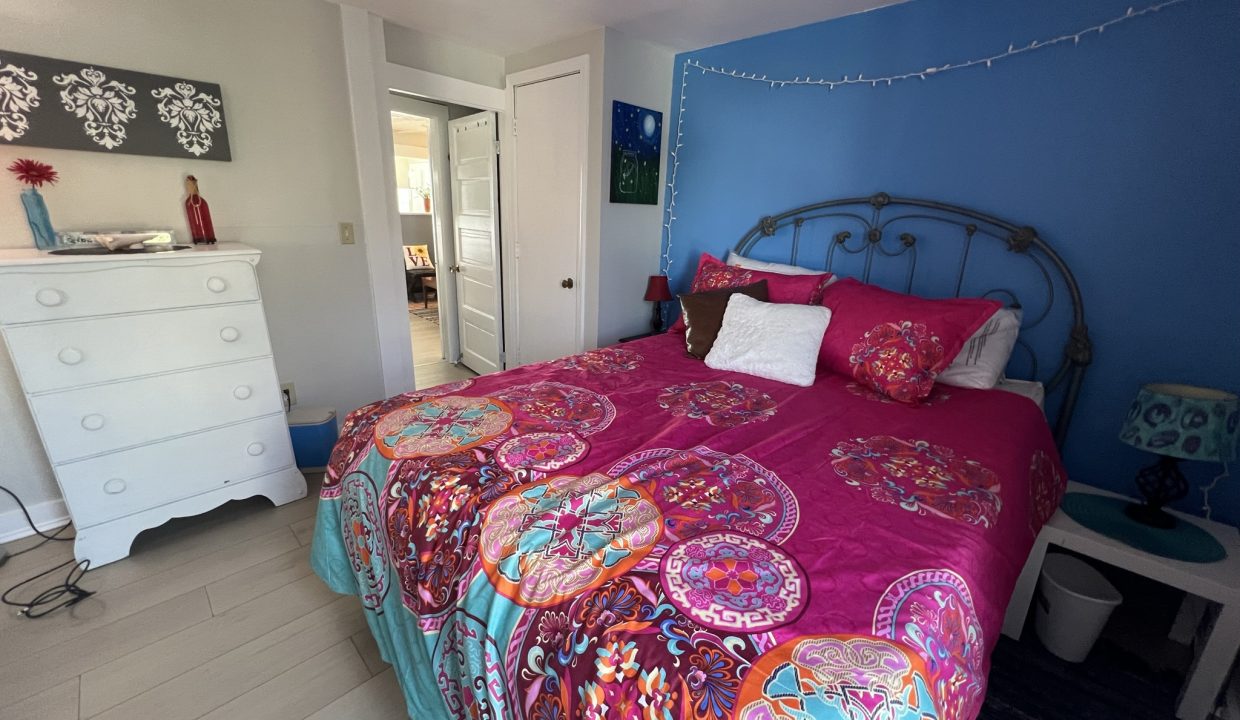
561,278,574,289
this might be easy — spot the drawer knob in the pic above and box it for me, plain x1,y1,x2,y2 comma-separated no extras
58,347,85,365
81,414,105,431
35,288,66,307
233,385,253,400
206,276,229,293
219,326,241,343
246,442,266,457
103,478,127,495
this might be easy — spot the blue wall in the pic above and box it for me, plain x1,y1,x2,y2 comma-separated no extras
663,0,1240,523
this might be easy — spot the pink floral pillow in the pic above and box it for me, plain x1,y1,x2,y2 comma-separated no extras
672,253,833,332
818,279,1001,403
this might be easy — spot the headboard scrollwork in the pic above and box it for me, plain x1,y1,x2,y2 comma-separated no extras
734,192,1091,447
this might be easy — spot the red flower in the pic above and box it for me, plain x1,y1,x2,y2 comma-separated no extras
7,159,58,188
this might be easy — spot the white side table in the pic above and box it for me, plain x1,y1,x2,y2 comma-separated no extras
1003,481,1240,720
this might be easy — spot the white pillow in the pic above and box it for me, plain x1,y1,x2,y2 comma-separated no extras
937,307,1022,389
995,377,1045,410
705,294,831,387
726,250,825,277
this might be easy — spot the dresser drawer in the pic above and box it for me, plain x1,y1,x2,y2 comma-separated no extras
31,358,283,463
56,415,296,528
4,302,273,393
0,259,259,324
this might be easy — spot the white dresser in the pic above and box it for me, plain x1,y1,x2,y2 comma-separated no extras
0,243,306,566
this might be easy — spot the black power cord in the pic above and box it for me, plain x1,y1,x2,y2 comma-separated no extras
0,485,93,618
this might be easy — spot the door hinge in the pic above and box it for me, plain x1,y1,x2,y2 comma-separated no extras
494,140,501,156
498,351,506,366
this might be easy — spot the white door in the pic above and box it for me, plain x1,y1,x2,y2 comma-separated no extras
448,111,503,375
510,70,585,364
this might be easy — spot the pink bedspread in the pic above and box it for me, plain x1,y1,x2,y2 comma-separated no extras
311,332,1066,720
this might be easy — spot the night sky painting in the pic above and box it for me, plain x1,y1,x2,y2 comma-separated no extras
610,100,662,204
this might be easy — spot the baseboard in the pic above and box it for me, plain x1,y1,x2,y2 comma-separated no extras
0,497,69,545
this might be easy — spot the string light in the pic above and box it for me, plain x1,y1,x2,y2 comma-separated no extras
659,0,1189,274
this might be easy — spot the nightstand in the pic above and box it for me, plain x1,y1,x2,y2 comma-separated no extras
618,329,667,343
1004,481,1240,720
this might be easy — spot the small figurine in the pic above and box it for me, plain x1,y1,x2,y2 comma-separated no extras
184,175,216,244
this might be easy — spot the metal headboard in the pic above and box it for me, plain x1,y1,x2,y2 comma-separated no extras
734,192,1091,447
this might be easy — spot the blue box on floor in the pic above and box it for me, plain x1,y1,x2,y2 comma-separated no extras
288,406,337,469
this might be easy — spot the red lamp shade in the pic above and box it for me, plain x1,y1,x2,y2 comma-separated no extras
643,275,673,302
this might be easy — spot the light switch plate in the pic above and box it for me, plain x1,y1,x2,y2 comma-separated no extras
339,222,355,245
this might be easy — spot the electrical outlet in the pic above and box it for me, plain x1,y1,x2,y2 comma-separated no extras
339,222,355,245
281,382,296,408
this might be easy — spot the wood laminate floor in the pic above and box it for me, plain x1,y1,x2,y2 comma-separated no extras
409,301,475,390
0,475,410,720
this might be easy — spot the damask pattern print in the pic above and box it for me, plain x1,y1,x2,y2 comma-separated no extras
497,381,616,436
0,59,39,141
373,395,513,459
478,472,662,607
846,380,952,407
1028,449,1064,535
608,446,799,547
151,82,223,156
556,346,643,373
338,472,389,611
659,530,808,633
53,67,137,149
831,435,1002,527
734,635,939,720
849,321,946,403
495,431,588,473
657,381,777,428
873,569,984,720
692,263,754,292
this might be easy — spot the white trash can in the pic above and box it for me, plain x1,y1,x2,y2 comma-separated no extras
1034,552,1123,662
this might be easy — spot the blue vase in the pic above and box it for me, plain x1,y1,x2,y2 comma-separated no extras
20,186,56,250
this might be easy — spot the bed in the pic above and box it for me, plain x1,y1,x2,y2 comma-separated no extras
310,193,1092,720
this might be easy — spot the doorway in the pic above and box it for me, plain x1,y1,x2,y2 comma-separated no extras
389,94,493,389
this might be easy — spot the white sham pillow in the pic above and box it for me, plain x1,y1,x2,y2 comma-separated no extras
995,377,1045,410
704,294,831,387
937,307,1022,389
726,250,828,277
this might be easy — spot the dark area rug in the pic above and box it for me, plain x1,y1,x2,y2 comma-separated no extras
409,307,439,326
980,622,1183,719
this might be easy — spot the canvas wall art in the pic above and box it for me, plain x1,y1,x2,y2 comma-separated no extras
609,100,662,205
0,49,231,161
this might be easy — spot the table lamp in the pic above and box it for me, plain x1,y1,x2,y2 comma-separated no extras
1118,383,1239,528
643,275,673,333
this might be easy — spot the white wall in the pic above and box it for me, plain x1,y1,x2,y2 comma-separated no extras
597,29,673,345
383,21,505,88
0,0,383,529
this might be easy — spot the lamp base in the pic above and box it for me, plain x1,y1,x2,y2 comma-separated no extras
649,301,664,333
1123,501,1178,529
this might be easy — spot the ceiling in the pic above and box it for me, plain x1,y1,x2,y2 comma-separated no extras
342,0,907,56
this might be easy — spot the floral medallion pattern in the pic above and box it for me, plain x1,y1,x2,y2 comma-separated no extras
339,472,389,611
433,610,511,720
873,569,984,720
692,264,754,292
849,321,946,404
495,431,588,474
831,435,1002,527
0,60,39,141
846,381,952,407
497,381,616,436
373,395,513,459
506,572,775,720
657,381,777,428
659,530,807,633
1028,450,1064,535
53,67,137,149
556,347,643,374
151,82,223,156
384,448,522,616
735,635,939,720
609,446,799,547
479,473,662,607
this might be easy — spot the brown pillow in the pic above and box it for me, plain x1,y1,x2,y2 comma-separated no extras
679,280,769,359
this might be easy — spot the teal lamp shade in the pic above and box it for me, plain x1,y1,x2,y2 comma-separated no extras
1119,384,1239,463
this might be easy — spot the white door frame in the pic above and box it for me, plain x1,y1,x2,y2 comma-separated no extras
502,55,591,366
339,5,504,397
389,94,456,363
